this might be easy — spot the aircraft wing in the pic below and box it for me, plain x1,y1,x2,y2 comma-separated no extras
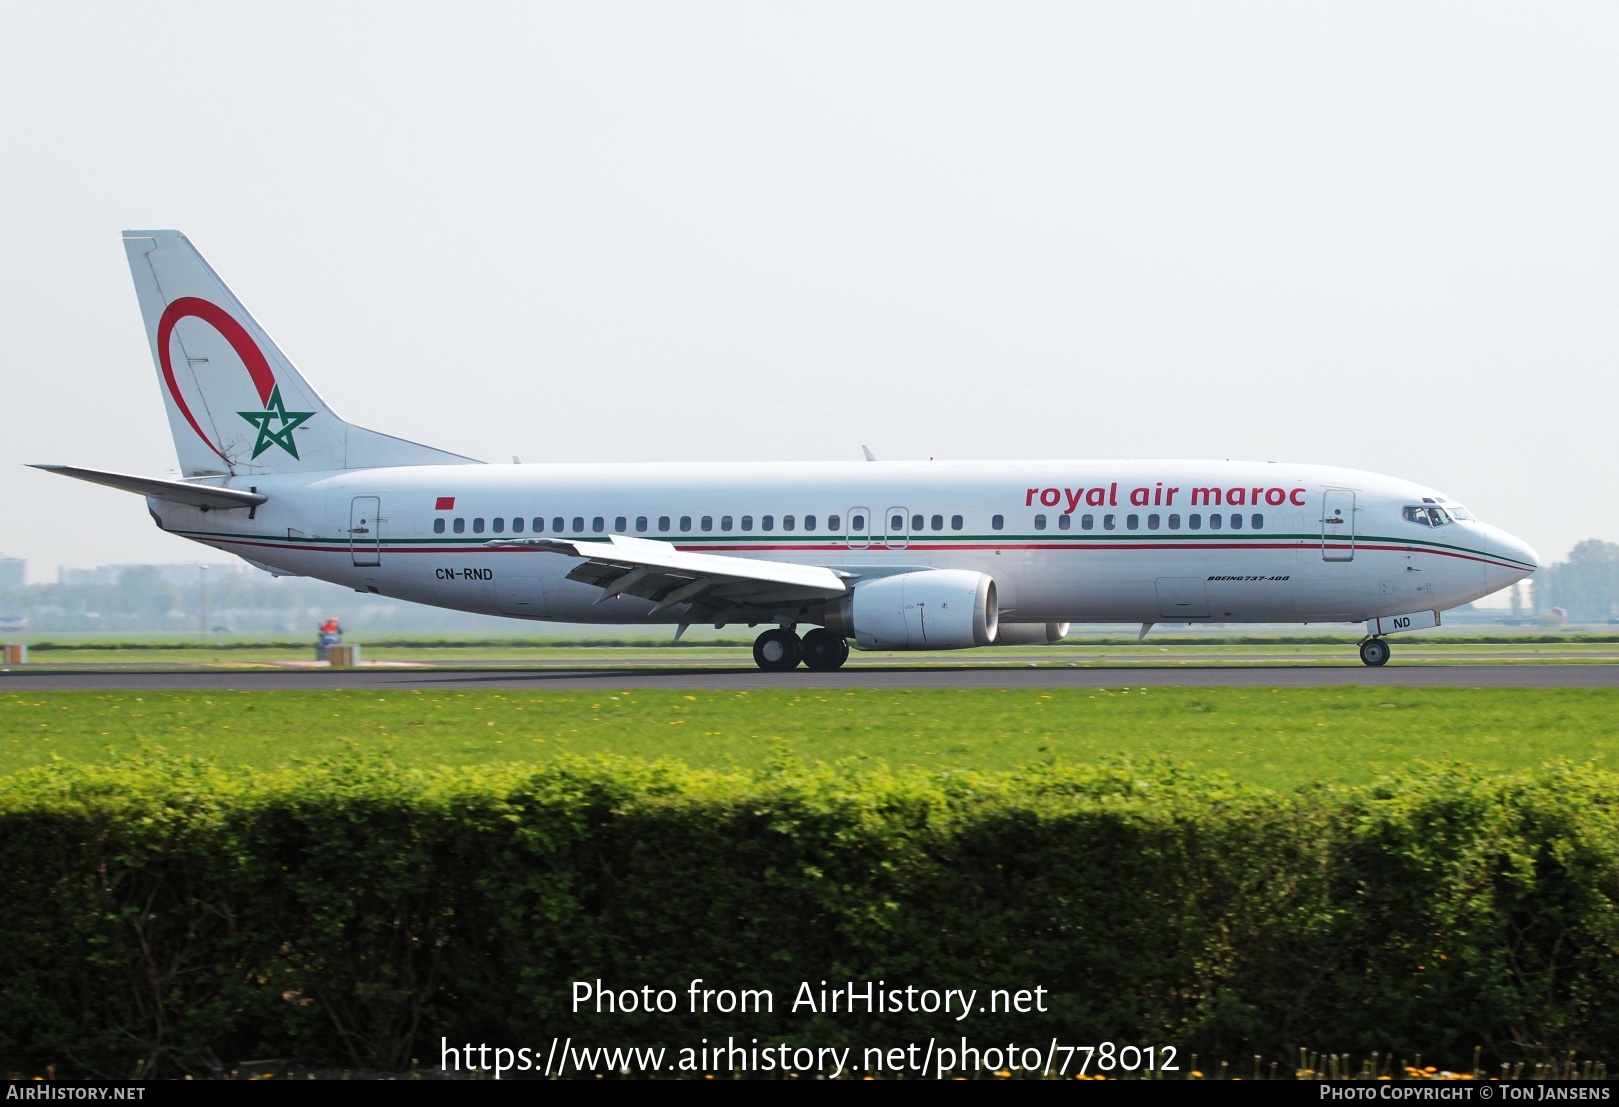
486,533,849,613
30,464,268,510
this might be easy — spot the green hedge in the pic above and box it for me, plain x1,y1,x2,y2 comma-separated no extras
1,756,1616,1076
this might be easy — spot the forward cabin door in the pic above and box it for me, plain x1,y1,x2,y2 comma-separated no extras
1320,489,1356,562
350,496,382,567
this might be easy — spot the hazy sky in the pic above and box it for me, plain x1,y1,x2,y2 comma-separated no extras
2,3,1614,580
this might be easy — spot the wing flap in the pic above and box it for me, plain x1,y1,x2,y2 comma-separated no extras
487,534,849,608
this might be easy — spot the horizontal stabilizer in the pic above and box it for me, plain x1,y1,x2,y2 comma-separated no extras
30,464,267,511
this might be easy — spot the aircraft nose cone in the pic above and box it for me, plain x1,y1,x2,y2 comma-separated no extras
1485,528,1538,595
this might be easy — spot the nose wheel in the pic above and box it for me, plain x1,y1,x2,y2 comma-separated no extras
1359,638,1391,667
753,628,803,672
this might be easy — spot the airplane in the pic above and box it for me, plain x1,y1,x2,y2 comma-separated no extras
33,230,1539,671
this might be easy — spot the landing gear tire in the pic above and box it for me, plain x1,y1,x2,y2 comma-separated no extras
801,628,849,671
1360,639,1391,667
753,628,803,672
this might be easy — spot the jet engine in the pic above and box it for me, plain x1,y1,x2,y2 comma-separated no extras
823,570,999,650
992,622,1070,646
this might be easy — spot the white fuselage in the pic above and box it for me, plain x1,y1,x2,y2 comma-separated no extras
147,458,1538,636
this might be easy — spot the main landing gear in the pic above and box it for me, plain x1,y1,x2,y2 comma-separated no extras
1359,638,1391,667
752,626,850,672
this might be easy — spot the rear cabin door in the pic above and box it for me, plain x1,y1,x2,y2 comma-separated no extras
350,496,381,567
1320,489,1356,562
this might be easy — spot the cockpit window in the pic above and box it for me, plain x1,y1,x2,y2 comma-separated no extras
1403,505,1452,527
1434,494,1476,522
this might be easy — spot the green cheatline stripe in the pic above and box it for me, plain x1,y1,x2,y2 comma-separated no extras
173,526,1519,567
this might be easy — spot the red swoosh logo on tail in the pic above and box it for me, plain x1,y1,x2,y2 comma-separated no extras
157,297,277,463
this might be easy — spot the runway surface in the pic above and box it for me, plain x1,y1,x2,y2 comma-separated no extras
5,663,1619,692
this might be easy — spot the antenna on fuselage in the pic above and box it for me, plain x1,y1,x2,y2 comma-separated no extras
861,445,876,462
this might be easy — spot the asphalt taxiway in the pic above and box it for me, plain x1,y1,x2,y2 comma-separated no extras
5,663,1618,692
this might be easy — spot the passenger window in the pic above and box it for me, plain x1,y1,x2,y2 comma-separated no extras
1208,514,1221,530
636,516,648,532
614,516,627,532
492,517,504,534
804,515,816,530
1168,514,1180,530
1034,514,1047,531
1126,514,1139,530
740,515,753,532
554,517,566,533
658,516,670,532
473,518,485,534
1251,513,1263,530
512,517,524,533
931,514,943,531
1146,514,1158,530
700,516,712,532
1189,514,1201,530
1082,514,1094,530
592,517,605,533
571,517,584,533
679,516,691,532
851,514,864,530
1058,514,1070,531
1230,514,1241,530
912,514,924,531
454,518,466,533
951,515,963,531
533,518,544,532
433,518,445,534
891,514,904,531
825,515,837,531
992,515,1004,531
1104,514,1116,531
782,515,795,531
762,515,774,531
721,516,733,532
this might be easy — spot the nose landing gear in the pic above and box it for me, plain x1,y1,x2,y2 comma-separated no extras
751,626,850,672
1359,638,1391,667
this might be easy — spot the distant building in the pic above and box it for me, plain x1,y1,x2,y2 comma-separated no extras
57,562,249,587
0,556,24,591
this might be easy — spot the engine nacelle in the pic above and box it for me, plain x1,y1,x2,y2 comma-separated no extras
992,622,1070,646
824,570,999,650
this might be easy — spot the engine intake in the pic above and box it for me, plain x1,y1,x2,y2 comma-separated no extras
823,570,999,650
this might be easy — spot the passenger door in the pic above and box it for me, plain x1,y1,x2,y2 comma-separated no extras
350,496,381,567
1321,489,1356,562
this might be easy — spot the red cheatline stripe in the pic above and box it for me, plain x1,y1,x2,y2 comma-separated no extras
182,534,1526,571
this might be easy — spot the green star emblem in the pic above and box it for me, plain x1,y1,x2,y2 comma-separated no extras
238,385,314,460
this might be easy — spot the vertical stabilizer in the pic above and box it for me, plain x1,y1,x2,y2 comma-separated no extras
122,230,478,476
